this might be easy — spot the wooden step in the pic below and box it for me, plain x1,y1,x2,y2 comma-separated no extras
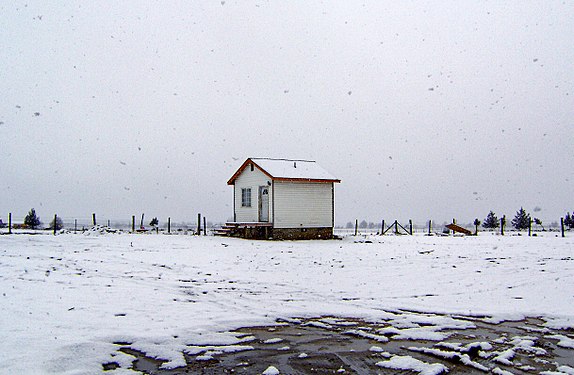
214,227,234,236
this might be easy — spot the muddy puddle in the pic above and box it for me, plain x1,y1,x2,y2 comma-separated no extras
105,312,574,374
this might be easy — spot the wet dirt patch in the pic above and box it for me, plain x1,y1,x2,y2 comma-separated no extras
106,312,574,374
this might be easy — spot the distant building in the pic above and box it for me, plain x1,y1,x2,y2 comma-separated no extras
220,158,340,240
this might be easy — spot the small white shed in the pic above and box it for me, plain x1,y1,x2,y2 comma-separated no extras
225,158,340,239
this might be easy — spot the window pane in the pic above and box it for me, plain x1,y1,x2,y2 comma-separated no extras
241,188,251,207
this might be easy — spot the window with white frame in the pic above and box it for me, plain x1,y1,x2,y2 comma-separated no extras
241,188,251,207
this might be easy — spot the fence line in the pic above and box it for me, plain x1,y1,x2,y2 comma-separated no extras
0,212,222,235
1,212,571,237
336,217,569,237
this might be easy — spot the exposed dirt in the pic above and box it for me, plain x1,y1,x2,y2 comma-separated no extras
105,313,574,374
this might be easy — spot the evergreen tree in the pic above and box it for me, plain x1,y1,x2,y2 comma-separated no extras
359,220,368,229
150,217,159,227
49,216,64,230
482,211,499,229
24,208,41,229
473,218,481,234
565,213,573,229
534,218,545,231
345,221,354,229
511,207,531,231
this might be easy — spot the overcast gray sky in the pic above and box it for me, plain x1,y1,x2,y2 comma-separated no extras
1,1,573,226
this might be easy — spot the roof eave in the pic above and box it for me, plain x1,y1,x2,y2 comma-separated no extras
227,158,274,185
271,177,341,183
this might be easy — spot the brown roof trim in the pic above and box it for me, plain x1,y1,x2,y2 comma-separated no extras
227,158,273,185
272,177,341,183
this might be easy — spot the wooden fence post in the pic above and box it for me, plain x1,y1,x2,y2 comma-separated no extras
561,218,565,238
53,214,57,235
381,219,385,235
8,212,12,234
354,219,358,236
528,218,532,236
74,219,77,233
203,216,207,236
197,213,202,235
500,216,505,235
168,217,171,234
394,220,398,235
409,219,413,235
132,215,135,233
92,213,96,226
428,220,432,235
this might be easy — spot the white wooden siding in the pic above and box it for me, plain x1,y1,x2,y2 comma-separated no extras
273,182,333,228
234,165,273,222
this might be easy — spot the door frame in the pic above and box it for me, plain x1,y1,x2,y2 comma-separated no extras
258,185,269,222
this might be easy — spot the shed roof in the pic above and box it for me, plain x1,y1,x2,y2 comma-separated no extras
227,158,340,185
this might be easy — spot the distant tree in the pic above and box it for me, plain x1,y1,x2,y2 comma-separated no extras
565,213,573,229
24,208,41,229
149,217,159,227
49,216,64,230
345,221,354,229
368,222,375,229
473,218,481,234
511,207,531,231
359,220,368,229
533,218,545,231
482,211,499,229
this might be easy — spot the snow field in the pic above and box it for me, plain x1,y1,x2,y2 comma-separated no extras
0,231,573,374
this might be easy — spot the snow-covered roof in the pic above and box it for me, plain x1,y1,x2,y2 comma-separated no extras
227,158,340,185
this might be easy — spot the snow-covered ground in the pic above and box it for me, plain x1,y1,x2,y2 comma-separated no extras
0,230,573,374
